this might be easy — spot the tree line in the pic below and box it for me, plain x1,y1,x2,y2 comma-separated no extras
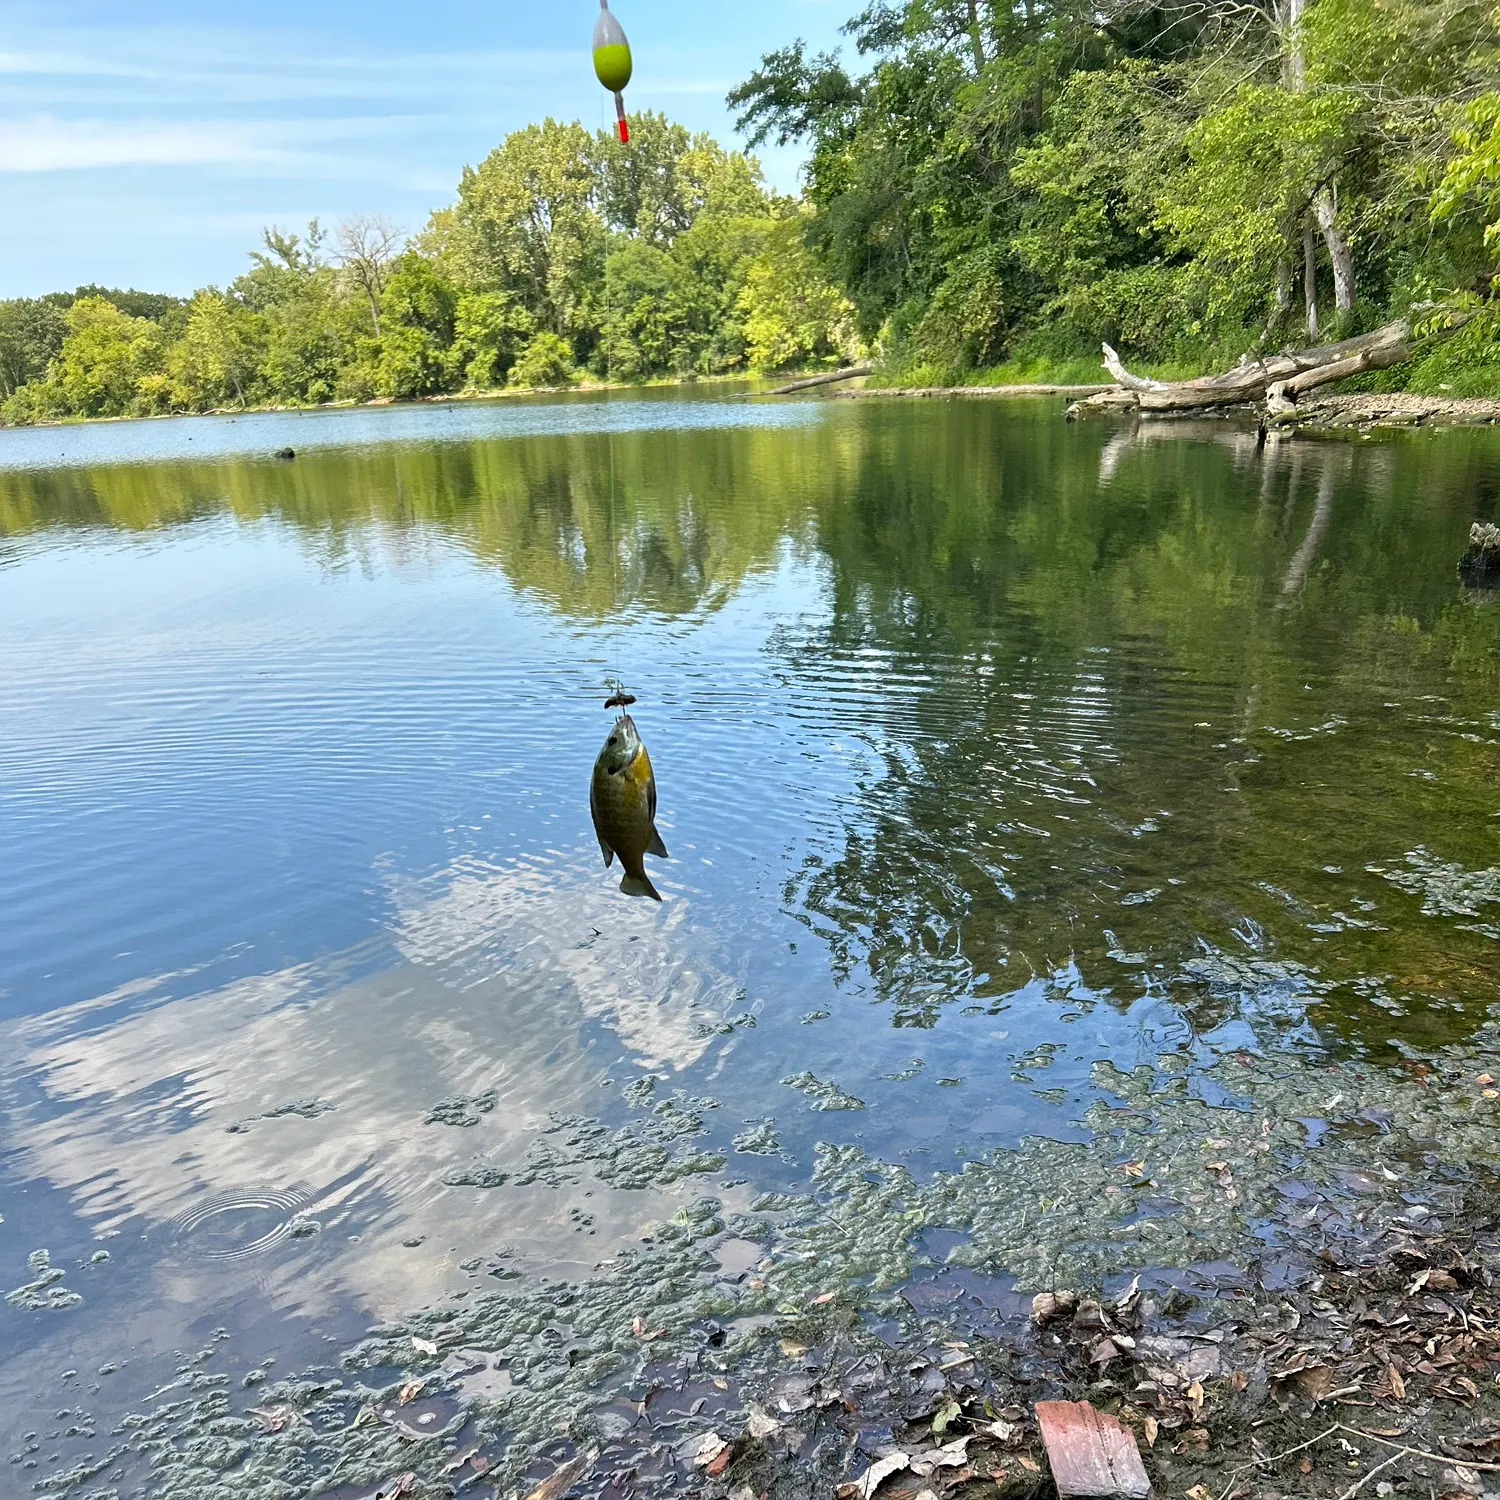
0,115,858,426
730,0,1500,391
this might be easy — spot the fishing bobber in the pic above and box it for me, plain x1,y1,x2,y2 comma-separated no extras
592,0,633,143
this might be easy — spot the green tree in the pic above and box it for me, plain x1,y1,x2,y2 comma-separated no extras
163,292,266,411
448,291,534,388
0,299,68,399
509,331,576,387
738,215,857,371
41,297,165,418
370,252,459,398
438,119,604,344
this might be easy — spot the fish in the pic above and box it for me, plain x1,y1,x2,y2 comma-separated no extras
589,713,669,901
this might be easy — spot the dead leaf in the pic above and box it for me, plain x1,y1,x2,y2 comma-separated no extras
373,1475,415,1500
779,1340,806,1359
810,1291,837,1306
746,1404,781,1440
524,1449,597,1500
247,1405,298,1433
1299,1456,1314,1475
910,1436,971,1475
706,1445,733,1478
1017,1455,1040,1474
396,1380,422,1406
1185,1378,1205,1417
1031,1291,1078,1325
1387,1363,1407,1402
631,1315,665,1341
691,1434,729,1470
985,1420,1020,1445
1186,1487,1214,1500
1288,1365,1335,1401
411,1336,438,1357
850,1451,910,1500
1092,1338,1122,1365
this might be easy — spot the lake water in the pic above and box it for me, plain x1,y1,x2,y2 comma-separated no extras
2,389,1498,1491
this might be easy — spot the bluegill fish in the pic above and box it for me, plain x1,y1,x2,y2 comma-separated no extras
589,714,669,901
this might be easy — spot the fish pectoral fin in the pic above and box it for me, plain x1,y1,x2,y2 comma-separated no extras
647,826,669,860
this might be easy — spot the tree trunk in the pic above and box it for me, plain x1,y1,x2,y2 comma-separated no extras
1302,225,1319,340
1314,191,1355,314
965,0,986,71
1097,316,1416,413
1275,257,1293,317
763,364,872,395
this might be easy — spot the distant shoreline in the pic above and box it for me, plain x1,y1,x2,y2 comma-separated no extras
0,369,791,434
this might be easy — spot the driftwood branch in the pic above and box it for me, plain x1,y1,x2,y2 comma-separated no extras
1096,319,1416,413
763,364,872,396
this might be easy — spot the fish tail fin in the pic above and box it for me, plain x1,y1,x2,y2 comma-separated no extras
647,826,669,859
620,870,663,902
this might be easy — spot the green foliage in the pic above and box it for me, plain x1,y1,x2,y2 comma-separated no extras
0,299,67,398
738,215,858,371
509,332,577,388
731,0,1500,377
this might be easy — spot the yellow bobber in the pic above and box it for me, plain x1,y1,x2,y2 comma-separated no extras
592,0,633,143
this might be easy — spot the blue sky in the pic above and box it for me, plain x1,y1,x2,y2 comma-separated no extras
0,0,848,298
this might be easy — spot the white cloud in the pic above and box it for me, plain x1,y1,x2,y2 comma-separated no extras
0,116,282,171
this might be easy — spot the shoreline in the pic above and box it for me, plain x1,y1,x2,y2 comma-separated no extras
0,370,790,434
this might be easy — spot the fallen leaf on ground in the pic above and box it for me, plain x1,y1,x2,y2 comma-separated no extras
373,1475,415,1500
1185,1487,1213,1500
985,1420,1020,1444
1017,1455,1040,1473
779,1340,806,1358
811,1291,837,1306
911,1436,971,1476
932,1397,961,1436
524,1449,597,1500
745,1403,780,1439
411,1336,438,1356
845,1451,910,1500
1031,1291,1078,1325
631,1315,666,1341
396,1380,422,1406
690,1433,729,1469
1143,1416,1158,1448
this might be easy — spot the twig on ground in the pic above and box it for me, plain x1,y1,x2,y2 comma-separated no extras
1340,1424,1500,1473
1214,1424,1341,1500
1335,1449,1406,1500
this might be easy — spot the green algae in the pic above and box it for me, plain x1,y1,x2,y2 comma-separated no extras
6,1250,82,1311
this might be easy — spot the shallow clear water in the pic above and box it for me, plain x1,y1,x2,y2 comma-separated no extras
1,391,1498,1477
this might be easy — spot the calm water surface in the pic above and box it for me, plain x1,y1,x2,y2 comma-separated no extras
1,389,1498,1474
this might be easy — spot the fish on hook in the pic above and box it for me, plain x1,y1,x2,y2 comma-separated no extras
589,713,668,900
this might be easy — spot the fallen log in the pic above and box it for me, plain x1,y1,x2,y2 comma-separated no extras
841,382,1112,399
1460,521,1500,587
762,364,872,396
1097,318,1415,414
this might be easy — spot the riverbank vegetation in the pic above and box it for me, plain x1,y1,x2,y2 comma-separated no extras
0,116,858,426
732,0,1500,393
